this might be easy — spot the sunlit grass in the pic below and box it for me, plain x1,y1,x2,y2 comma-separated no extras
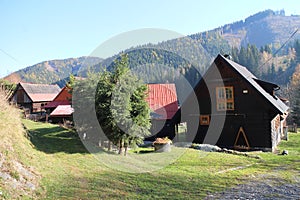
3,116,300,199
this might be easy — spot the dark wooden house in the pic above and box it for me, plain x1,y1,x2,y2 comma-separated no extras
145,83,179,140
10,82,60,113
180,54,289,151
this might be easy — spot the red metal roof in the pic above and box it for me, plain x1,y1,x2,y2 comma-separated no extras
50,105,74,117
29,93,59,102
146,84,178,120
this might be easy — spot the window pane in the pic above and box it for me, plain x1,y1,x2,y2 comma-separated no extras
216,86,234,111
218,103,226,110
218,88,225,99
227,102,234,110
226,87,233,99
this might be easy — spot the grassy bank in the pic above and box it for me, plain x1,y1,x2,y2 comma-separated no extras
0,91,40,199
19,120,299,199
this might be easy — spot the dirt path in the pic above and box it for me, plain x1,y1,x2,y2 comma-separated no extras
205,170,300,200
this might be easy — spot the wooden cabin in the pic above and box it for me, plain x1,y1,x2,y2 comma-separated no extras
145,83,179,140
179,54,289,152
10,82,60,113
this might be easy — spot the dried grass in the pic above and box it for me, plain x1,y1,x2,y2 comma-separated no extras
0,88,40,199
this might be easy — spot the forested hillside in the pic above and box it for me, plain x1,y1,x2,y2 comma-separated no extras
4,57,102,87
4,9,300,88
212,9,300,48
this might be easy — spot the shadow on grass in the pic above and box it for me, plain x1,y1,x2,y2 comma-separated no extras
133,149,155,154
28,126,89,154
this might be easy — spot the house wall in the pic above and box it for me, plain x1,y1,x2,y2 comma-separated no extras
12,88,32,112
271,114,284,151
55,86,72,102
49,116,73,123
12,89,49,113
32,102,49,113
146,119,176,141
185,59,278,150
13,88,31,104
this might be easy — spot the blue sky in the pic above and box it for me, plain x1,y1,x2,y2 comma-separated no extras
1,0,300,78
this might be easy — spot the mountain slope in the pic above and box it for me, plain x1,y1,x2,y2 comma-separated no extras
4,10,300,86
78,10,300,86
4,57,102,86
215,9,300,48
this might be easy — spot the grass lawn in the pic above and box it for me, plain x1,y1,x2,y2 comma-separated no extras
22,119,300,199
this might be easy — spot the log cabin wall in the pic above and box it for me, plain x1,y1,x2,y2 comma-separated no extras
182,55,288,151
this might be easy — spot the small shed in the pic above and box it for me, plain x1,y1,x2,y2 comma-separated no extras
49,105,74,123
145,83,179,140
10,82,60,113
179,54,289,151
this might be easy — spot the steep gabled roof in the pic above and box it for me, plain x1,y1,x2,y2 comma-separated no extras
44,86,72,108
218,54,288,114
19,82,61,102
146,84,178,120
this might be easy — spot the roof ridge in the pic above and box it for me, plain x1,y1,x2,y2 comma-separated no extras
20,82,60,87
218,54,288,114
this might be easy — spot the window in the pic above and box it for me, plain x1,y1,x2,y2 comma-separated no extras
200,115,210,125
216,86,234,111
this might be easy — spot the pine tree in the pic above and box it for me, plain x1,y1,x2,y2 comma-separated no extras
289,64,300,125
238,46,247,66
292,84,300,125
73,72,104,144
95,54,151,155
264,45,272,54
231,47,239,63
294,39,300,63
249,44,260,75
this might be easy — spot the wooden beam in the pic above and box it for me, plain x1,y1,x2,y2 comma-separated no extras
234,126,250,150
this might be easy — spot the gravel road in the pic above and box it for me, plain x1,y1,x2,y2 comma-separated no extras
205,171,300,200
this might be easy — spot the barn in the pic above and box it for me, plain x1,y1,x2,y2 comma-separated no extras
44,85,73,123
179,54,289,152
44,85,72,112
145,83,179,140
10,82,61,113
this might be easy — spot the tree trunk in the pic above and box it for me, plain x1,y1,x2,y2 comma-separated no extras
124,143,128,156
118,140,123,154
108,141,112,151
